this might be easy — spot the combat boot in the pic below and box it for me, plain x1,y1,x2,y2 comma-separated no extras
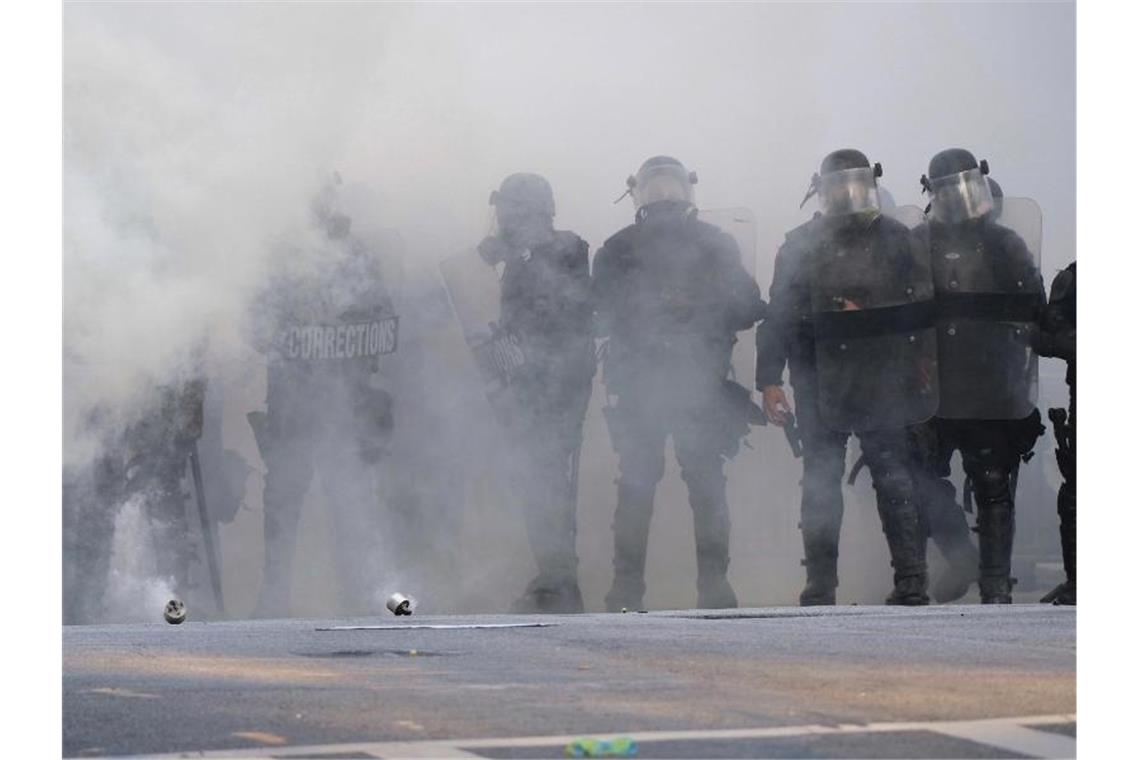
688,475,737,609
696,543,738,609
879,499,930,606
799,531,839,606
1041,579,1075,606
925,485,980,603
511,577,585,614
604,577,646,613
886,575,930,606
800,567,837,606
605,483,653,612
977,501,1016,604
1041,482,1076,605
931,538,980,604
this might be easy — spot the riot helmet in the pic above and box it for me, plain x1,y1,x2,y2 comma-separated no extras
489,172,556,248
802,149,882,217
312,171,353,240
624,156,698,209
921,148,994,224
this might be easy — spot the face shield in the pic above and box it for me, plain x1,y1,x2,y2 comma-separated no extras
490,196,553,249
927,167,994,224
632,163,695,208
818,167,881,217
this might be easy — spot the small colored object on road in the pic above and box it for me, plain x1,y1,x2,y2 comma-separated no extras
564,736,638,757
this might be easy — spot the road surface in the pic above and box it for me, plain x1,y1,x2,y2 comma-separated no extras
63,604,1075,758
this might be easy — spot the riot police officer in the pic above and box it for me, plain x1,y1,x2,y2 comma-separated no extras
63,407,127,624
1039,262,1076,605
476,173,595,614
251,180,397,617
121,377,208,599
916,148,1046,604
593,156,766,611
758,149,943,606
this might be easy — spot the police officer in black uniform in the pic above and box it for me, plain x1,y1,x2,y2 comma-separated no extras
916,149,1046,604
121,377,207,598
593,156,766,611
476,173,595,614
251,181,396,617
758,149,945,606
63,407,127,624
1039,261,1076,605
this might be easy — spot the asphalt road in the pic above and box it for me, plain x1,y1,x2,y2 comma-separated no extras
62,605,1075,758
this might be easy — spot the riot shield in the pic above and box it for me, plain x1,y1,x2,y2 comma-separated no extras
931,197,1042,420
438,250,527,417
810,206,940,432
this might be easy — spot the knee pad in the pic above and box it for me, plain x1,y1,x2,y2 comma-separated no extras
617,455,665,492
971,466,1012,507
679,459,726,498
804,442,846,480
869,455,915,505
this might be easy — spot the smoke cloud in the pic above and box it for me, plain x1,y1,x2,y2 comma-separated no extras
63,2,1075,620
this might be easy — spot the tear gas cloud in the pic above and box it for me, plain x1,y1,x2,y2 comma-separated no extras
63,2,1075,620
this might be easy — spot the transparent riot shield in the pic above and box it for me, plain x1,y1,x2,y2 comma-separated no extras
438,250,527,418
930,197,1043,420
700,207,758,383
810,206,940,432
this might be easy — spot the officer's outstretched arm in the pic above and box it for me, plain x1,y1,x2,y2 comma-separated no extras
713,232,766,331
1038,265,1076,361
755,242,799,390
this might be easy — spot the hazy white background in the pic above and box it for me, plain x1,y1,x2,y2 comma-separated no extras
63,2,1075,616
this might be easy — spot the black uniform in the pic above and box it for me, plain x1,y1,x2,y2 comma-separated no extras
63,409,126,625
493,230,596,609
1038,262,1076,604
593,200,765,610
64,374,208,623
915,215,1046,603
122,379,207,596
757,211,966,605
252,226,396,617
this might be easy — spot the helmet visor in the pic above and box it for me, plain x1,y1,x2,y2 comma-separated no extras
633,164,694,208
491,197,553,248
818,167,880,216
928,167,994,223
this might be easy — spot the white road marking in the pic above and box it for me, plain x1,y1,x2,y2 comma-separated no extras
82,687,160,700
314,622,556,631
935,719,1075,758
147,713,1076,759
